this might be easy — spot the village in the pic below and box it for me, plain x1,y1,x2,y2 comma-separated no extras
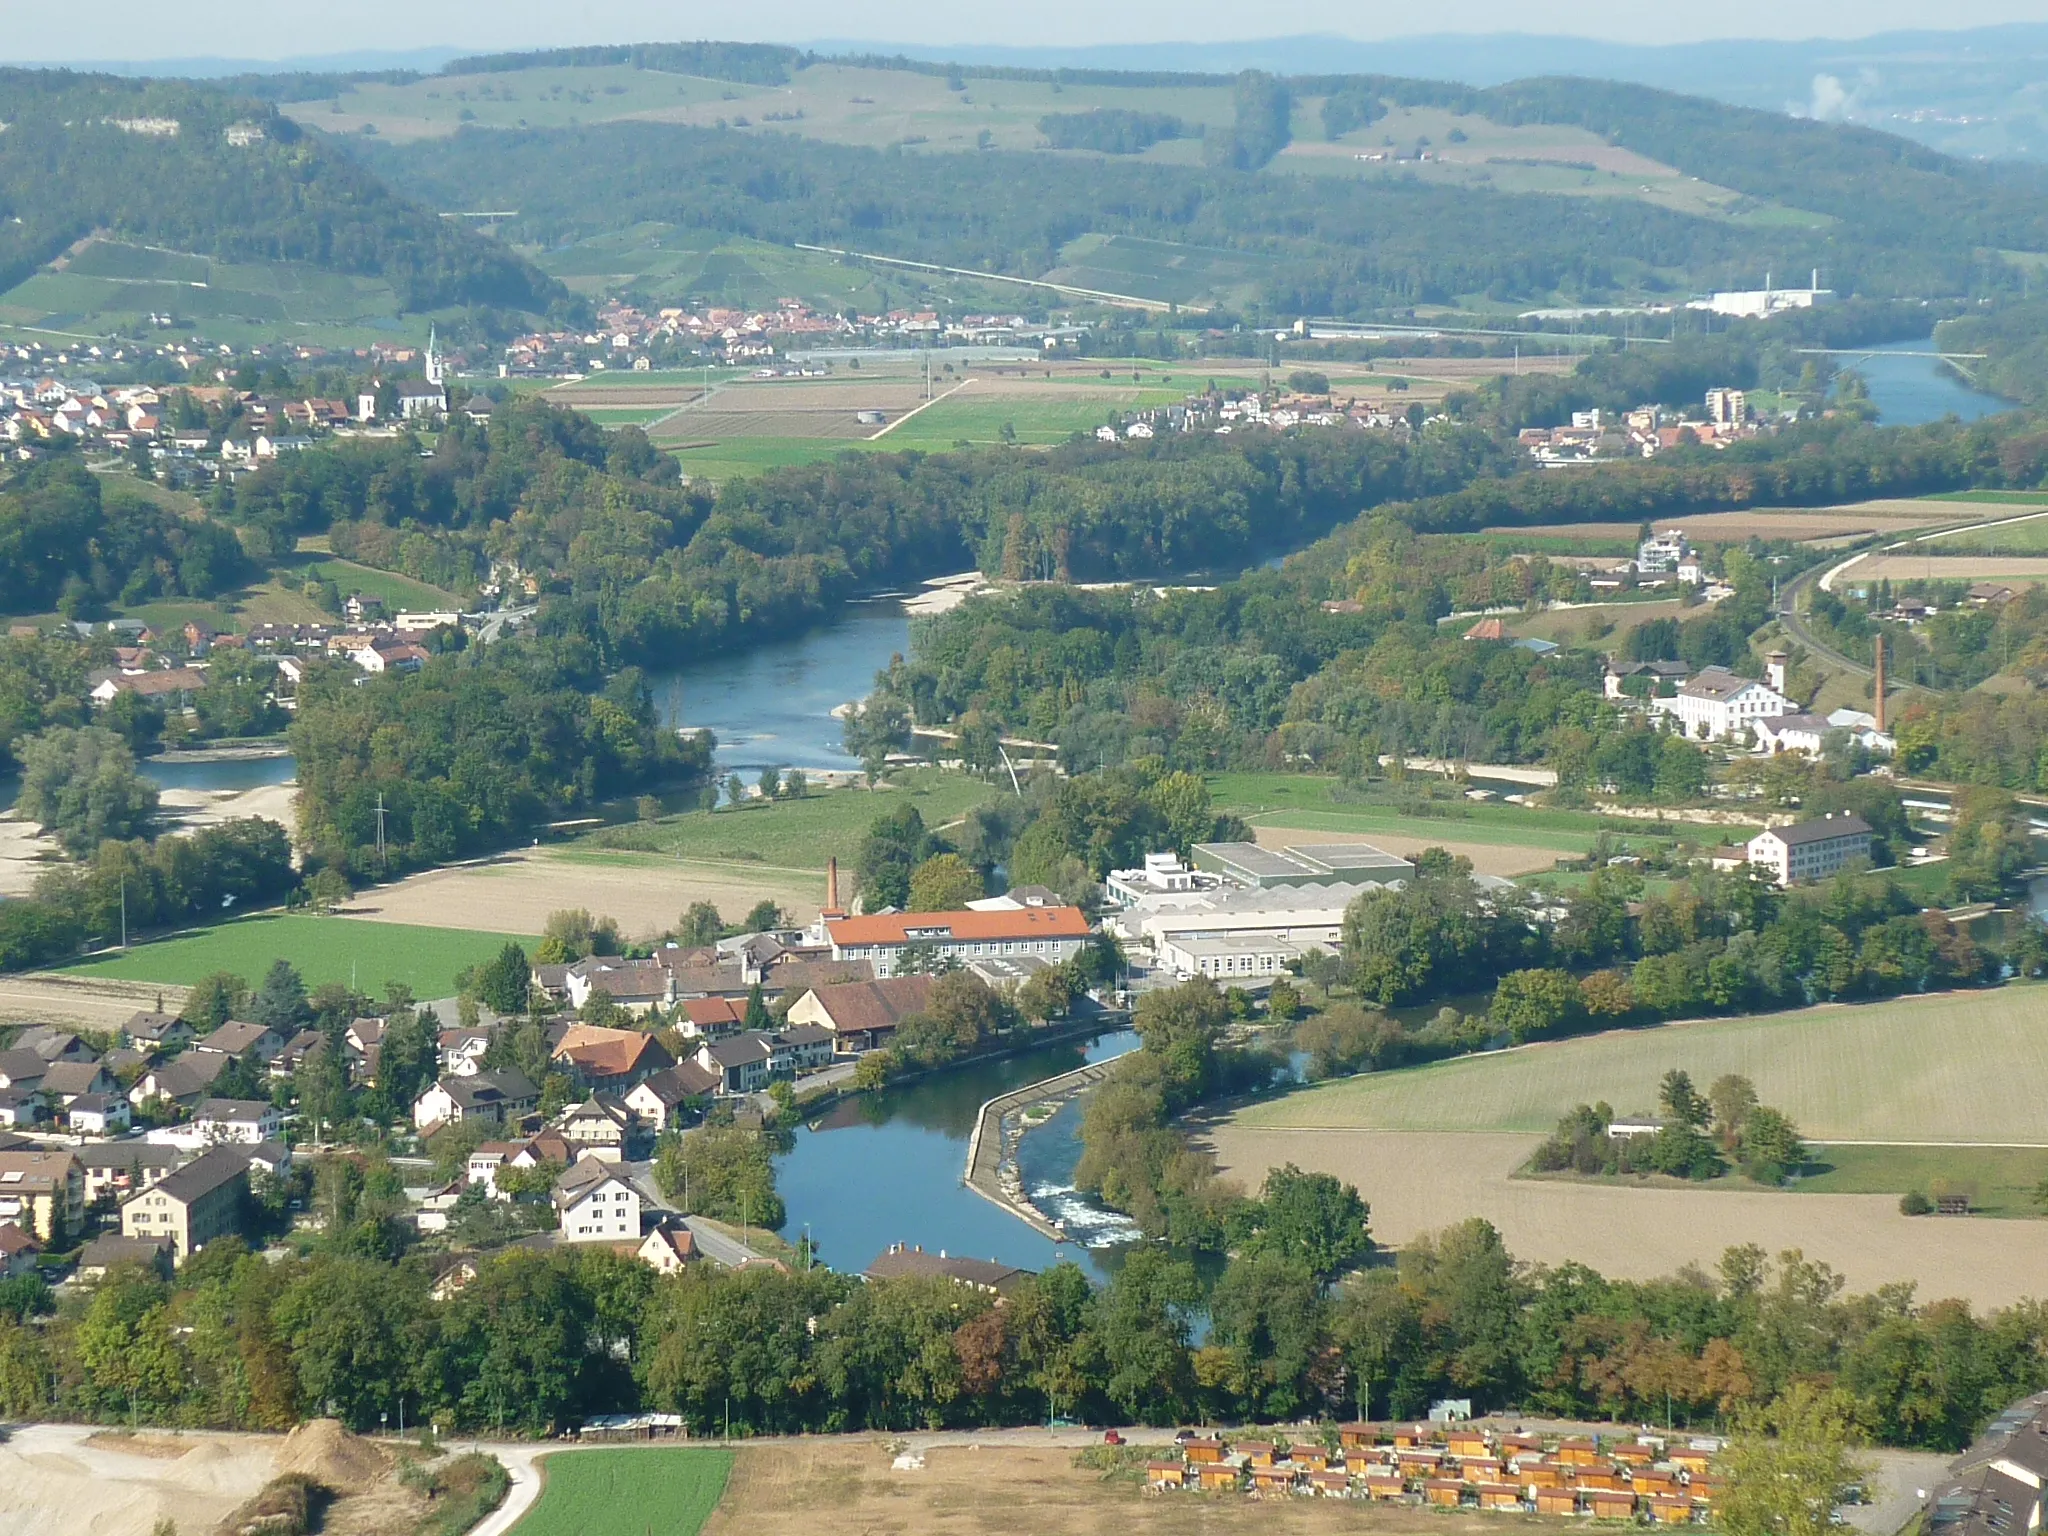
1517,388,1777,467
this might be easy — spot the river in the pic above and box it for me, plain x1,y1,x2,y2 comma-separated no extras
1848,335,2012,425
778,1029,1142,1280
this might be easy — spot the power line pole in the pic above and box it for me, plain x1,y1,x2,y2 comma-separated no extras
374,791,388,868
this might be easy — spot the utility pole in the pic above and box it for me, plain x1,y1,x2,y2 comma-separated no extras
120,875,127,949
374,791,388,868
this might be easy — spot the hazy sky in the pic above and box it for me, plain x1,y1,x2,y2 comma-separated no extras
17,0,2048,62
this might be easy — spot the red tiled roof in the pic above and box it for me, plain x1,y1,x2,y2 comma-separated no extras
826,907,1089,946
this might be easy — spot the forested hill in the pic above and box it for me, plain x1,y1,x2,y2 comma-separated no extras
0,71,567,314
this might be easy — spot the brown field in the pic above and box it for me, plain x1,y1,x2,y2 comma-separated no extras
708,1441,1504,1536
544,384,707,409
1854,554,2048,582
1205,1124,2048,1309
657,407,882,441
1512,599,1689,645
1500,501,1967,546
1252,823,1557,879
336,846,822,941
1387,355,1577,380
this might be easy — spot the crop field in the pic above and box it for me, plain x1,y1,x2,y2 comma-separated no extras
1511,598,1692,645
0,239,421,347
517,1448,731,1536
1855,554,2048,583
1238,986,2048,1143
1499,500,1973,547
59,914,530,999
1918,514,2048,555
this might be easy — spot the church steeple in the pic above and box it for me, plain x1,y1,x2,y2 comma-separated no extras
424,325,443,387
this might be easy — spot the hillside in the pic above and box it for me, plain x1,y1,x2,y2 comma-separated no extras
318,46,2047,318
0,70,566,325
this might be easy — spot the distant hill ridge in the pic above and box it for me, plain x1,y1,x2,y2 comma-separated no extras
0,69,566,315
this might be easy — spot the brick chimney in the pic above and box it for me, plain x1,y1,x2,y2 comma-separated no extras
1873,635,1886,734
825,855,841,916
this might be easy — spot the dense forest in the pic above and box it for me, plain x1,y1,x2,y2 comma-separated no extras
0,71,566,315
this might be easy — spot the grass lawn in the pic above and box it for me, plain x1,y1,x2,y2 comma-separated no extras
1238,985,2048,1144
575,769,996,872
1929,518,2048,556
665,438,862,482
59,914,532,998
283,553,462,613
1796,1143,2048,1217
514,1449,733,1536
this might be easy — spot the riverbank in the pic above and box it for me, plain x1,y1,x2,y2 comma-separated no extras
964,1053,1129,1241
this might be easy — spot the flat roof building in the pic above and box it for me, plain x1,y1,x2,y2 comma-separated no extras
1191,841,1414,889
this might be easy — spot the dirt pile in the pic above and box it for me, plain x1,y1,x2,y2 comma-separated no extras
274,1419,391,1495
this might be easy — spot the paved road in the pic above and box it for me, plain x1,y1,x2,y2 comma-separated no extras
1778,560,1880,680
473,606,536,646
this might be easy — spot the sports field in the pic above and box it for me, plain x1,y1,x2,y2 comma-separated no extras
516,1449,731,1536
1238,987,2048,1144
59,914,531,999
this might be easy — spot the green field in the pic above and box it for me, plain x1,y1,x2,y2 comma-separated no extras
1237,986,2048,1144
1797,1143,2048,1217
577,769,995,871
285,555,462,613
0,239,439,348
669,438,862,483
1923,490,2048,505
513,1449,732,1536
1045,233,1278,309
60,914,532,999
1926,516,2048,555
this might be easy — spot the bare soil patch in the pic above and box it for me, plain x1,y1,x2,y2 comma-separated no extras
338,846,822,942
1205,1124,2048,1309
708,1441,1508,1536
1855,554,2048,582
0,1425,281,1536
0,972,187,1027
1499,501,1972,547
275,1419,392,1495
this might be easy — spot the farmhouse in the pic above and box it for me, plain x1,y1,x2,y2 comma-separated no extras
563,957,672,1013
1747,812,1874,885
820,906,1090,978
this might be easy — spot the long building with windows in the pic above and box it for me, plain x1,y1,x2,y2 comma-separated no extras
821,906,1091,979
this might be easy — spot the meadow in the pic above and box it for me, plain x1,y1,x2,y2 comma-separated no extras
1923,514,2048,555
1798,1143,2048,1217
59,913,531,999
1236,986,2048,1144
578,769,995,871
514,1448,732,1536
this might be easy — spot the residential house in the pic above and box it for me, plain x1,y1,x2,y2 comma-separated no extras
345,1017,388,1082
0,1149,84,1242
16,1026,96,1063
351,639,429,675
128,1050,229,1109
0,1049,47,1092
563,957,673,1013
676,996,749,1039
695,1034,775,1096
636,1221,698,1274
436,1027,492,1078
622,1061,720,1131
39,1059,115,1105
119,1145,249,1260
776,1023,835,1073
1754,712,1833,757
554,1095,636,1159
863,1242,1030,1294
76,1232,174,1281
0,1221,38,1277
192,1020,286,1066
820,907,1091,979
1746,812,1875,886
553,1159,642,1244
90,667,207,707
0,1089,42,1130
75,1140,183,1201
551,1024,673,1091
271,1028,327,1078
782,975,936,1054
412,1069,539,1131
190,1098,284,1144
123,1011,193,1054
67,1093,132,1136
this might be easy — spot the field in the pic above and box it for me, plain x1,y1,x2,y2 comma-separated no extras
1511,598,1692,646
1206,1123,2048,1307
1920,512,2048,554
1496,499,1978,547
706,1440,1505,1536
0,238,437,349
1210,772,1716,878
1238,986,2048,1143
1853,554,2048,584
1044,233,1278,309
337,772,996,940
517,1449,731,1536
58,913,531,998
1799,1143,2048,1217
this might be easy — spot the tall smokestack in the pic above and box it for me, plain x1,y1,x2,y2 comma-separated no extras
1873,635,1886,734
825,856,841,915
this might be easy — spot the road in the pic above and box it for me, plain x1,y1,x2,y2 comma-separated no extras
1777,557,1883,681
473,606,536,646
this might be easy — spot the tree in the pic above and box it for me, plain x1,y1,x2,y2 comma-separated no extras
654,1123,785,1228
543,907,619,960
1739,1107,1807,1185
474,942,531,1015
1017,963,1077,1023
1709,1074,1759,1147
182,970,252,1031
758,767,781,801
1265,975,1301,1023
1660,1069,1710,1129
1718,1384,1872,1536
305,865,352,913
1294,1001,1403,1079
907,853,984,912
1490,968,1583,1043
678,901,725,946
1243,1164,1370,1284
250,960,309,1032
739,899,783,934
12,725,159,856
